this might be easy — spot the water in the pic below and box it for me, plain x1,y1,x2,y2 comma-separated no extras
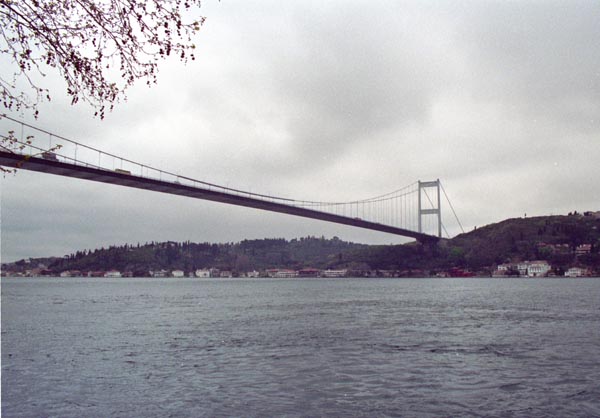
2,277,600,417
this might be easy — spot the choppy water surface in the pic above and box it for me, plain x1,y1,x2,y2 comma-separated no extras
2,277,600,417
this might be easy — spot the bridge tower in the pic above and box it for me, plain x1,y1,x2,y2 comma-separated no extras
418,179,442,238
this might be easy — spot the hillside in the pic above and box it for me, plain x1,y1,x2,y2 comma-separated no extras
348,212,600,273
3,212,599,276
445,213,600,270
3,236,367,275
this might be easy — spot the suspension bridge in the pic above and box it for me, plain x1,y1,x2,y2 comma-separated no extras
0,115,464,243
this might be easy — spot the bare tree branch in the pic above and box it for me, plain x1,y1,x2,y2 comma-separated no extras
0,0,205,119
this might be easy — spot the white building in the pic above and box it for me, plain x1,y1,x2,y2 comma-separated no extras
496,264,511,272
565,267,589,277
527,261,551,277
60,271,72,277
246,270,260,278
104,270,122,278
195,269,210,278
265,269,297,278
322,269,348,278
273,269,297,278
517,262,530,277
171,270,185,278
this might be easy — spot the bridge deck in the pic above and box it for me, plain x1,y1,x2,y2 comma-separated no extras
0,151,438,243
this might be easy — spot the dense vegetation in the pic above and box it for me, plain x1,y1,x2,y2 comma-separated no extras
352,213,600,273
441,213,600,270
37,236,367,275
4,213,600,275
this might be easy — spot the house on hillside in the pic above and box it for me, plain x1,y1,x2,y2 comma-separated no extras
575,244,592,256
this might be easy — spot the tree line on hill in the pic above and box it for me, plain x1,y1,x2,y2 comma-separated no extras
41,236,369,275
4,213,600,276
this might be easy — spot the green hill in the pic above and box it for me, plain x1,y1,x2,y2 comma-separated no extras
446,213,600,270
3,212,599,276
348,212,600,273
9,236,367,275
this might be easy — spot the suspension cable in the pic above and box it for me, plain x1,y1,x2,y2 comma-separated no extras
1,114,422,212
440,181,465,234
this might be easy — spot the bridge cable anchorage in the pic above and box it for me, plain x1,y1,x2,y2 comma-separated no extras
440,181,465,234
1,115,445,241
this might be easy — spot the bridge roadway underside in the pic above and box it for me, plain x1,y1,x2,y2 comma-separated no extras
0,151,438,243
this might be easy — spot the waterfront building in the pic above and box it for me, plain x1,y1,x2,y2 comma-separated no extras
492,264,520,277
171,270,185,278
246,270,260,278
492,268,507,278
273,269,297,278
322,269,348,278
517,262,529,277
220,271,233,278
265,269,297,278
60,271,72,277
564,267,590,277
297,268,320,278
527,261,551,277
496,264,511,272
195,269,210,278
104,270,122,278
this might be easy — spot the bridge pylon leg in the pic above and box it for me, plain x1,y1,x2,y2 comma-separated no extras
418,179,442,238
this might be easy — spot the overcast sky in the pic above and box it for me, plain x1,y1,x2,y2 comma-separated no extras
1,0,599,262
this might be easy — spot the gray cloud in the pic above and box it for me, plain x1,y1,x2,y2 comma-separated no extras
2,0,599,261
